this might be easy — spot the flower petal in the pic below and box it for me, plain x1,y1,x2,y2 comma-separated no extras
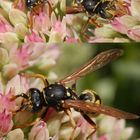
131,0,140,17
29,121,49,140
2,63,19,80
0,110,13,137
9,8,27,26
0,32,19,45
127,26,140,41
7,128,24,140
15,23,29,40
0,47,9,68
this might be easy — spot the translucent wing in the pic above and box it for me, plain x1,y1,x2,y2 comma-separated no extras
63,100,139,119
60,49,123,84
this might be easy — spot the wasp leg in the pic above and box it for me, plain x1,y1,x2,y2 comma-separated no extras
20,73,49,87
13,0,19,8
81,16,101,35
64,109,76,127
88,17,102,28
13,0,24,8
71,82,76,91
10,93,29,115
47,1,53,17
81,16,101,40
64,109,77,140
81,113,97,139
116,0,129,15
80,17,90,35
66,6,85,14
28,12,34,29
10,93,29,101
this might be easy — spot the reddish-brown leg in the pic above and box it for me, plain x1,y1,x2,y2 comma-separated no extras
13,0,23,8
47,1,53,17
81,113,97,139
64,109,76,140
20,73,49,87
66,6,85,14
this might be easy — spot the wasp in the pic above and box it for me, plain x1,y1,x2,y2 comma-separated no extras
66,0,129,34
11,49,139,139
13,0,52,28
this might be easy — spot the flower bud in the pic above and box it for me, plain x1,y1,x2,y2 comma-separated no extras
7,129,24,140
29,121,49,140
0,48,9,68
9,9,27,26
3,63,19,80
0,109,13,137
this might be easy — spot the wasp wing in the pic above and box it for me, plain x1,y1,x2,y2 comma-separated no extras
63,100,139,119
60,49,123,84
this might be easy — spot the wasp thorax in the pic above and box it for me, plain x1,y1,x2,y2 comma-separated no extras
44,83,73,110
78,89,101,105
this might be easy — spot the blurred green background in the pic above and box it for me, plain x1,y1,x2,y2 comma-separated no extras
51,43,140,139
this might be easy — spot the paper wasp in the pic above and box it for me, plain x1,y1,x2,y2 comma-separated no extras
66,0,129,34
11,49,139,139
13,0,52,28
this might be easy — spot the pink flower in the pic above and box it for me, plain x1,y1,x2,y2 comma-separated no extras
0,109,13,137
0,0,65,43
0,89,16,113
48,14,66,42
65,36,80,43
25,31,45,42
29,121,49,140
1,43,60,80
0,15,13,33
12,0,26,11
127,26,140,41
32,11,51,32
66,0,140,42
10,44,31,71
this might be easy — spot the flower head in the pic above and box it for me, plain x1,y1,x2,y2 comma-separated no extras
66,0,140,42
0,0,66,44
0,43,60,80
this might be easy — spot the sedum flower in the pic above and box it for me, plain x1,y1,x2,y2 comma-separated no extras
0,43,60,80
91,115,134,140
66,0,140,42
7,128,24,140
87,0,140,42
0,109,13,138
0,42,60,138
0,77,17,138
0,71,139,139
0,0,66,44
29,121,49,140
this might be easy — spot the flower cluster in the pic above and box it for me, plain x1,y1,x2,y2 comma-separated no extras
66,0,140,42
0,42,139,139
0,43,60,138
0,0,139,139
0,0,66,44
